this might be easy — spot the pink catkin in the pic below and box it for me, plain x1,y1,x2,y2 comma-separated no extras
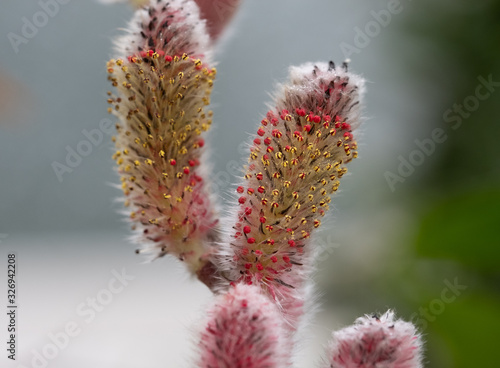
194,0,241,41
324,311,424,368
107,0,220,280
199,284,290,368
219,61,364,326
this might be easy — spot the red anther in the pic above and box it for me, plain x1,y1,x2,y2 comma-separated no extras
247,188,255,195
237,186,244,193
288,240,296,247
256,173,263,180
261,198,268,205
271,256,278,263
165,55,173,62
195,175,203,182
198,139,205,147
244,207,252,215
247,237,255,244
169,159,176,166
266,146,274,152
335,115,342,122
266,111,275,119
255,250,263,255
261,119,269,126
285,145,291,151
188,160,196,167
312,115,321,123
265,225,274,231
323,122,330,129
296,108,306,117
259,216,267,223
238,196,246,204
286,228,293,233
257,128,265,136
344,132,353,140
323,115,331,122
271,118,279,126
242,248,249,255
335,122,341,129
234,232,242,238
304,125,312,132
256,263,264,271
282,109,289,115
183,167,190,175
245,263,252,270
257,186,265,194
329,129,337,136
263,154,269,160
266,239,275,245
272,129,282,138
140,51,148,58
148,50,154,57
341,123,351,131
283,256,290,263
253,138,261,145
157,50,165,56
264,137,272,145
243,226,251,234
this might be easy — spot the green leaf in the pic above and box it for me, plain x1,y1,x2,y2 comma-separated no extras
429,293,500,368
416,188,500,272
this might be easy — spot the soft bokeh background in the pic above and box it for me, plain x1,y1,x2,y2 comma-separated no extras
1,0,499,367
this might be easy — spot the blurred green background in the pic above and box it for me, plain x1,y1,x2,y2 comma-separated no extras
0,0,499,367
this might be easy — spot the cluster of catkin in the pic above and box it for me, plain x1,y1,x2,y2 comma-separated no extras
105,0,424,367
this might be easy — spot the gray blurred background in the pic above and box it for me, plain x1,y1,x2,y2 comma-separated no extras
1,0,499,367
